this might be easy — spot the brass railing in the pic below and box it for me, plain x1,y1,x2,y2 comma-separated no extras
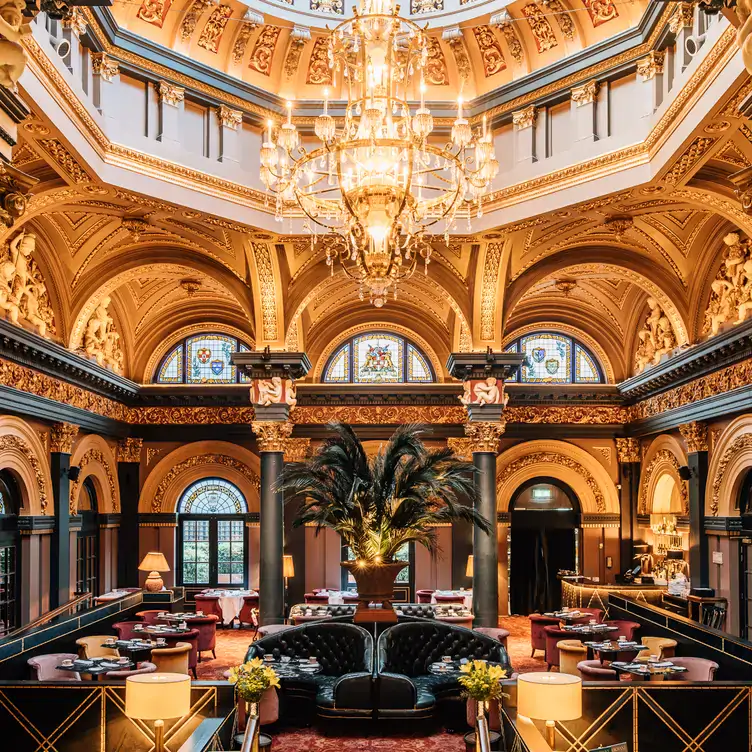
3,592,92,639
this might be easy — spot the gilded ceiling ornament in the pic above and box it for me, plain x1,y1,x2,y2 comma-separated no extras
615,438,640,464
424,37,449,86
668,2,693,33
711,433,752,515
582,0,619,27
251,242,279,341
37,139,90,184
554,279,577,296
0,230,56,338
492,10,524,64
91,52,119,82
463,420,506,454
179,278,202,297
61,8,87,36
512,105,537,130
540,0,575,41
81,296,124,374
248,26,281,76
411,0,442,14
571,80,598,107
446,36,471,82
136,0,173,28
152,454,260,512
634,297,677,374
594,446,612,463
498,452,606,512
472,26,506,77
217,105,242,129
50,422,79,454
117,437,143,463
311,0,343,12
717,142,750,169
636,51,665,81
504,406,629,424
197,5,233,54
702,232,752,337
146,447,162,465
69,448,119,514
131,407,255,425
231,20,258,65
179,0,213,42
306,37,332,85
121,217,151,240
447,437,474,461
252,420,294,452
480,241,503,341
638,449,688,515
679,422,708,453
521,4,558,53
158,81,185,107
0,434,48,513
603,216,634,241
663,137,715,185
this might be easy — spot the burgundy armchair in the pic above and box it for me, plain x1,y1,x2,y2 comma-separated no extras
135,610,164,625
529,614,560,658
473,627,510,650
670,657,719,681
194,595,224,624
191,615,220,660
544,625,574,670
571,607,604,624
433,594,464,604
105,661,157,679
304,593,330,604
112,621,143,641
605,620,641,641
416,590,435,604
238,595,259,628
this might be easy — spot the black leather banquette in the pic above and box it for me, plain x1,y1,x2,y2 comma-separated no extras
245,622,373,718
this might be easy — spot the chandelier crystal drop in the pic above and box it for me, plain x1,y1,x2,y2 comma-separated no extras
259,0,497,307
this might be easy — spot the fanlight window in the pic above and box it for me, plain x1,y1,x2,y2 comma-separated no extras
155,333,253,384
504,332,604,384
323,332,435,384
178,479,248,515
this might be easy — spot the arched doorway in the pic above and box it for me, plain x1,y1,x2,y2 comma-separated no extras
0,469,20,635
76,478,99,596
177,478,249,589
509,478,580,615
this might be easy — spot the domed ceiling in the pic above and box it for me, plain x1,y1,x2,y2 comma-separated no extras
110,0,649,100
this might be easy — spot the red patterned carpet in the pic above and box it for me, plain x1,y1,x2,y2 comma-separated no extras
272,728,466,751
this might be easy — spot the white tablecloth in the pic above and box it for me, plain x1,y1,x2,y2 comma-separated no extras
431,590,473,610
325,590,358,605
204,590,257,625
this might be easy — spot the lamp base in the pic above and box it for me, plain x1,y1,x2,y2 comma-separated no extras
546,719,556,749
143,571,164,592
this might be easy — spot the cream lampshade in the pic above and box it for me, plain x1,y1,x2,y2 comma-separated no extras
283,555,295,579
138,551,170,593
517,672,582,749
466,555,474,578
126,673,191,752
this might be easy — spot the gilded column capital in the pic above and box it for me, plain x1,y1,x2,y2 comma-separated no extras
284,437,311,463
158,81,185,107
50,422,79,454
463,420,506,454
636,51,665,81
615,438,640,464
252,420,294,453
512,105,537,130
91,52,119,82
679,421,708,453
117,437,143,463
447,437,475,461
218,105,243,130
668,3,694,33
61,8,87,36
571,80,598,107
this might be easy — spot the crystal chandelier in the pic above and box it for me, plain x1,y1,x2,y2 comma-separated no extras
259,0,498,307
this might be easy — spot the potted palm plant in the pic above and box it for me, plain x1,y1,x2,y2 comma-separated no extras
277,423,491,622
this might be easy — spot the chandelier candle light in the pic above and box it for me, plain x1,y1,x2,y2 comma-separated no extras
259,0,498,307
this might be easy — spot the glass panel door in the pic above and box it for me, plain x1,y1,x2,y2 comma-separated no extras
0,544,17,636
181,519,211,586
217,520,245,585
180,517,247,588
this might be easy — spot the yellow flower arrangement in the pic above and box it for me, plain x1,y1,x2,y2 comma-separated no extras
458,659,507,702
228,658,281,702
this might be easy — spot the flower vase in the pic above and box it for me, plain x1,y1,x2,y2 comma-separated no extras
340,560,407,623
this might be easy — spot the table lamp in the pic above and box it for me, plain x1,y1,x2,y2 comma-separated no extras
125,673,191,752
517,672,582,749
466,555,473,578
138,551,170,592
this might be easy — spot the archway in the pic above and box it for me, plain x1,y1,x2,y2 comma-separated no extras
509,478,580,615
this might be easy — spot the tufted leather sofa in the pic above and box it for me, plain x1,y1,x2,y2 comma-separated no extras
375,621,513,719
245,622,374,718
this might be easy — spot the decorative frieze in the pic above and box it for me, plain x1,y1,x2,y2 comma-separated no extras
582,0,619,27
137,0,173,28
306,37,332,85
472,26,506,77
521,3,558,53
158,81,185,107
668,3,694,34
61,8,88,36
50,422,79,454
411,0,442,14
284,438,311,463
117,437,143,463
248,26,281,76
679,422,709,453
197,5,233,54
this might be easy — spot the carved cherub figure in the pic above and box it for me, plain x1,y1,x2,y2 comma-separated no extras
285,378,297,408
256,377,284,406
0,0,31,90
474,377,502,405
459,381,472,405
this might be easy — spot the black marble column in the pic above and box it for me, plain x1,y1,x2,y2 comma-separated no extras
49,423,77,609
259,444,285,626
117,439,142,588
616,439,640,576
473,449,498,627
681,423,709,590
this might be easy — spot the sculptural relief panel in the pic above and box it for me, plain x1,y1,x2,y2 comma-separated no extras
472,26,506,77
634,297,677,374
136,0,173,28
424,37,449,86
197,5,233,53
80,296,124,374
521,4,559,53
703,232,752,337
582,0,619,27
248,26,281,76
306,38,333,85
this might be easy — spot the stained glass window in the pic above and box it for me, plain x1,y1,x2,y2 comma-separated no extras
154,333,253,384
504,332,604,384
323,332,435,384
178,479,248,514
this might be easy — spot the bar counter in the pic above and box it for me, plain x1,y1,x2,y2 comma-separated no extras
561,576,666,612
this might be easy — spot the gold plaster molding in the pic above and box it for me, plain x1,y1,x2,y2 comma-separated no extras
447,437,475,461
710,433,752,516
0,434,50,513
679,421,709,453
117,437,143,463
69,448,119,514
615,437,640,464
464,420,506,453
50,422,79,454
638,448,688,515
251,421,294,452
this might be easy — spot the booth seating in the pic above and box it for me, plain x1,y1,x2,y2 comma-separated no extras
245,622,374,719
543,625,573,670
375,621,512,719
557,640,587,677
287,602,441,624
639,636,677,660
529,614,560,658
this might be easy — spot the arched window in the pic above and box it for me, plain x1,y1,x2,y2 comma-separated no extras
504,332,604,384
155,333,253,384
177,479,248,588
323,332,435,384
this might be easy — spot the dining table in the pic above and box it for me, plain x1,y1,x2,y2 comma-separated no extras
583,639,644,663
57,657,134,680
203,590,257,625
610,659,688,681
430,590,473,610
102,638,154,659
562,624,619,638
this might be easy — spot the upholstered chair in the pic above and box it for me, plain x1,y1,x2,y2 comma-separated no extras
473,627,510,650
151,643,191,675
528,614,559,657
28,653,81,681
570,607,604,624
135,610,165,625
194,595,223,624
543,625,573,670
639,636,677,660
577,659,617,680
604,620,641,641
112,621,143,641
433,594,464,604
159,628,199,677
238,595,259,628
104,661,157,679
191,615,219,661
416,590,435,604
558,640,587,677
669,657,719,681
257,624,294,638
76,635,119,660
435,614,473,629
